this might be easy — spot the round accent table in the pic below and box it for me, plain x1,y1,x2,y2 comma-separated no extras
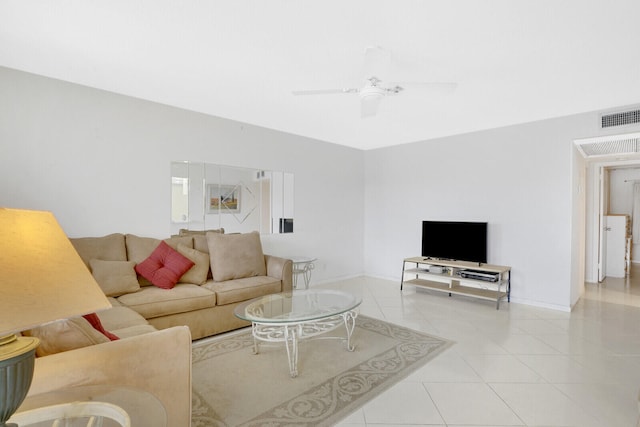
290,256,317,289
9,401,131,426
15,385,166,427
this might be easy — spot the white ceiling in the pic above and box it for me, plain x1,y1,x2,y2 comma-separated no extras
1,1,640,150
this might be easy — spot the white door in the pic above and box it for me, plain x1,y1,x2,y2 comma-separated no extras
605,215,627,278
598,168,608,282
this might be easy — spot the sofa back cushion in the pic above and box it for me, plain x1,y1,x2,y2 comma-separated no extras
176,228,224,237
193,235,209,253
192,235,214,280
70,233,127,268
206,231,266,282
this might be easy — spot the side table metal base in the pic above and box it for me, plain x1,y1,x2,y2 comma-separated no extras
291,257,317,290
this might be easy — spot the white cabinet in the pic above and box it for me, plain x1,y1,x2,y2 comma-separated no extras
604,215,631,278
401,257,512,309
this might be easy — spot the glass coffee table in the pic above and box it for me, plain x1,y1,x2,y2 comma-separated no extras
234,289,361,377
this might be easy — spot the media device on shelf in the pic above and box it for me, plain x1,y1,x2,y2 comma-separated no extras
421,220,487,264
457,269,499,282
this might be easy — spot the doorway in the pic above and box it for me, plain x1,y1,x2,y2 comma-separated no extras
587,163,640,283
575,132,640,307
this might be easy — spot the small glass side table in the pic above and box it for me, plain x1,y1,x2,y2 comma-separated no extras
290,257,317,289
16,385,166,427
9,401,130,426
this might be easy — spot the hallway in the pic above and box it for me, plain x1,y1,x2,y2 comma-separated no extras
586,262,640,308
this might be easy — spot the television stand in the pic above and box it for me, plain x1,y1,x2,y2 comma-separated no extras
400,257,511,309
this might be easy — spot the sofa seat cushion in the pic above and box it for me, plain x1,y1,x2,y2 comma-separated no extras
111,324,158,339
203,276,281,306
98,306,150,331
117,284,216,319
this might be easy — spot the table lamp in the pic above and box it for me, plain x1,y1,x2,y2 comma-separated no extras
0,208,111,426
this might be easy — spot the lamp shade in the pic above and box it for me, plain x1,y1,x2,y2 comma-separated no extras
0,208,111,336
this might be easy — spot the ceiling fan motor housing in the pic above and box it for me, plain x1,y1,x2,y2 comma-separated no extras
359,85,386,100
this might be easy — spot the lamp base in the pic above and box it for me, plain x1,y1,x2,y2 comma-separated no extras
0,334,39,427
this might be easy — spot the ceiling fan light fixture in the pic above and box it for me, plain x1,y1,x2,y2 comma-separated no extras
360,93,382,118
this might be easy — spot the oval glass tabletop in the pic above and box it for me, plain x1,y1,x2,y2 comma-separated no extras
234,289,361,323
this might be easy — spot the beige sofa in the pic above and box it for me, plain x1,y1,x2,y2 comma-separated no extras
22,326,192,426
19,230,292,426
70,230,293,340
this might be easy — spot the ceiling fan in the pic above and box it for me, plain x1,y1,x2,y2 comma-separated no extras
292,46,457,118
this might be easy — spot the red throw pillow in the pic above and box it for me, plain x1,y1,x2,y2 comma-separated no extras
82,313,119,341
135,241,195,289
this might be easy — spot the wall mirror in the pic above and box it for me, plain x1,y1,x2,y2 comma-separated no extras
171,161,294,235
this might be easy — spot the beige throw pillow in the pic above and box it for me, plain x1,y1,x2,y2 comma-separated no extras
89,259,140,297
24,317,110,357
206,231,266,282
177,244,210,285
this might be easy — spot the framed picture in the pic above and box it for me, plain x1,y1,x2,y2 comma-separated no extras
207,184,240,213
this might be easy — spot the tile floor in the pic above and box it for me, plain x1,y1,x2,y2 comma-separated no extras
318,266,640,427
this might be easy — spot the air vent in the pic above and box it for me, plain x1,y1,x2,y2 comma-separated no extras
579,138,640,157
601,109,640,128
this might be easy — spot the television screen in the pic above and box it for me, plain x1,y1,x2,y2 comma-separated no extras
422,221,487,263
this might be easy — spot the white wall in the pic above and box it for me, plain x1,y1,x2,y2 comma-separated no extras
364,114,607,310
4,66,640,310
0,66,365,283
570,144,586,306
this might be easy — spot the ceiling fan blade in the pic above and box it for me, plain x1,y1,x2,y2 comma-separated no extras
389,81,458,93
363,46,391,81
361,95,381,118
292,88,358,96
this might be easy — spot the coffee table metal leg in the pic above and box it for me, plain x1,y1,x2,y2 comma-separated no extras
251,323,261,354
283,325,299,377
342,310,358,351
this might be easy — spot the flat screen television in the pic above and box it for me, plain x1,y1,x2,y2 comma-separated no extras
422,221,487,263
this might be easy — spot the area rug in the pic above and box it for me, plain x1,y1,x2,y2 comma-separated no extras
191,315,453,427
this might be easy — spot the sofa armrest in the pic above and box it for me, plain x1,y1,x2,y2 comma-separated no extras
24,326,192,427
265,254,293,292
